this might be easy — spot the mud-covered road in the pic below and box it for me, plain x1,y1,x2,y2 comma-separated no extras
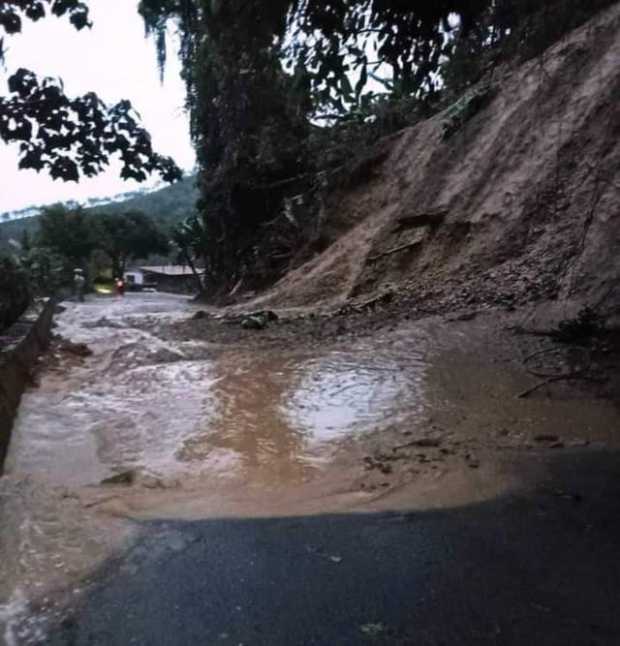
1,294,620,645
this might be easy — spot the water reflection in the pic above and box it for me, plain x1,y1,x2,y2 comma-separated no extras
7,296,430,490
286,351,426,441
179,348,427,485
179,355,312,484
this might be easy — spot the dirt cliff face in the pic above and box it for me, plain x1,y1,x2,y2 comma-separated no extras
258,3,620,316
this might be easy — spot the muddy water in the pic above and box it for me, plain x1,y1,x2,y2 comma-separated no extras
1,294,619,644
0,294,432,643
5,296,427,487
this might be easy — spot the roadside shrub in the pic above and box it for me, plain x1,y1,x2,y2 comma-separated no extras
0,257,30,332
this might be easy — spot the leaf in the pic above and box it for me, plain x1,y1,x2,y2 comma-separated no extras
8,68,37,97
69,5,91,30
0,10,21,35
50,157,79,182
19,146,45,171
356,61,368,98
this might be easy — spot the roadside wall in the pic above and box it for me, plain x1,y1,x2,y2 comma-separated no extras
0,299,55,473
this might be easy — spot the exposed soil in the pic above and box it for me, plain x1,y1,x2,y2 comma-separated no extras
243,3,620,321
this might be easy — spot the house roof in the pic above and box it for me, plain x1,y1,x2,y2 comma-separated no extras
139,265,205,277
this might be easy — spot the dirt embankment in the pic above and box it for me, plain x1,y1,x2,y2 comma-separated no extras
251,3,620,319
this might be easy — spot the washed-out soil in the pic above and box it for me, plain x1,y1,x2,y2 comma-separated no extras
147,296,620,495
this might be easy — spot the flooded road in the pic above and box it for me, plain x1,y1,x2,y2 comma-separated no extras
0,294,434,643
2,293,619,644
5,294,426,487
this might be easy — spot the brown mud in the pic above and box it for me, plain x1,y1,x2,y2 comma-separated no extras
2,292,618,644
242,3,620,319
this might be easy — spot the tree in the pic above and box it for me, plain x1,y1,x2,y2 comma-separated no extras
0,257,30,331
0,1,182,183
171,215,206,293
99,211,169,278
18,245,66,295
38,204,98,267
139,0,614,291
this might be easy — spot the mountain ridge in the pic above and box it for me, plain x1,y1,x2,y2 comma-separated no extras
0,175,199,253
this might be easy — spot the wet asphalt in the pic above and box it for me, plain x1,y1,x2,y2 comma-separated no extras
46,450,620,646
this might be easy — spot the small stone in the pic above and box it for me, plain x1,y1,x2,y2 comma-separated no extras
101,470,135,486
61,341,93,357
412,438,442,448
241,315,267,330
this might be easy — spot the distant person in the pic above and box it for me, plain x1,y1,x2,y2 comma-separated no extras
115,277,125,297
73,269,85,302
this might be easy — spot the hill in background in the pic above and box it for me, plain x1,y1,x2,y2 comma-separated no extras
0,175,199,255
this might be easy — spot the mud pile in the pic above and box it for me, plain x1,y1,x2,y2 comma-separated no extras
257,3,620,316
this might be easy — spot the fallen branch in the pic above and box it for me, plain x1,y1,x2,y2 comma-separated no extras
521,346,562,364
508,325,556,337
343,291,395,314
369,241,420,262
516,370,588,399
392,438,442,451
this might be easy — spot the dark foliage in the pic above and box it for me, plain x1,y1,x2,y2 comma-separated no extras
0,0,182,183
38,204,99,265
35,204,170,277
0,176,200,257
99,211,170,277
138,0,614,293
0,257,30,332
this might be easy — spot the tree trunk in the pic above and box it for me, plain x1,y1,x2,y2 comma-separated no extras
111,254,121,279
182,251,203,295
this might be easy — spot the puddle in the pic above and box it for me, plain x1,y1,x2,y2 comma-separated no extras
178,348,426,485
6,296,430,488
286,351,425,441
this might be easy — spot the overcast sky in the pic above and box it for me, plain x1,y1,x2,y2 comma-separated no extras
0,0,196,213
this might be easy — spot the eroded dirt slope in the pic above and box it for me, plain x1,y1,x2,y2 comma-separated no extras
256,3,620,315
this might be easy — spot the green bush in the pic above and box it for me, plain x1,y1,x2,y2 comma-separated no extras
0,257,30,333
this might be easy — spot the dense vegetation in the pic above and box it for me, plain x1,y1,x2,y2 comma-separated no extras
1,0,613,312
32,205,171,283
0,176,199,256
137,0,614,296
0,201,180,314
0,257,30,333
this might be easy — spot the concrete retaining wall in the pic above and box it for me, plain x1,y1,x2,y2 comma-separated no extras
0,299,55,473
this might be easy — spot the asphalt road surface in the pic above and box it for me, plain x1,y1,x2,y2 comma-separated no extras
47,450,620,646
